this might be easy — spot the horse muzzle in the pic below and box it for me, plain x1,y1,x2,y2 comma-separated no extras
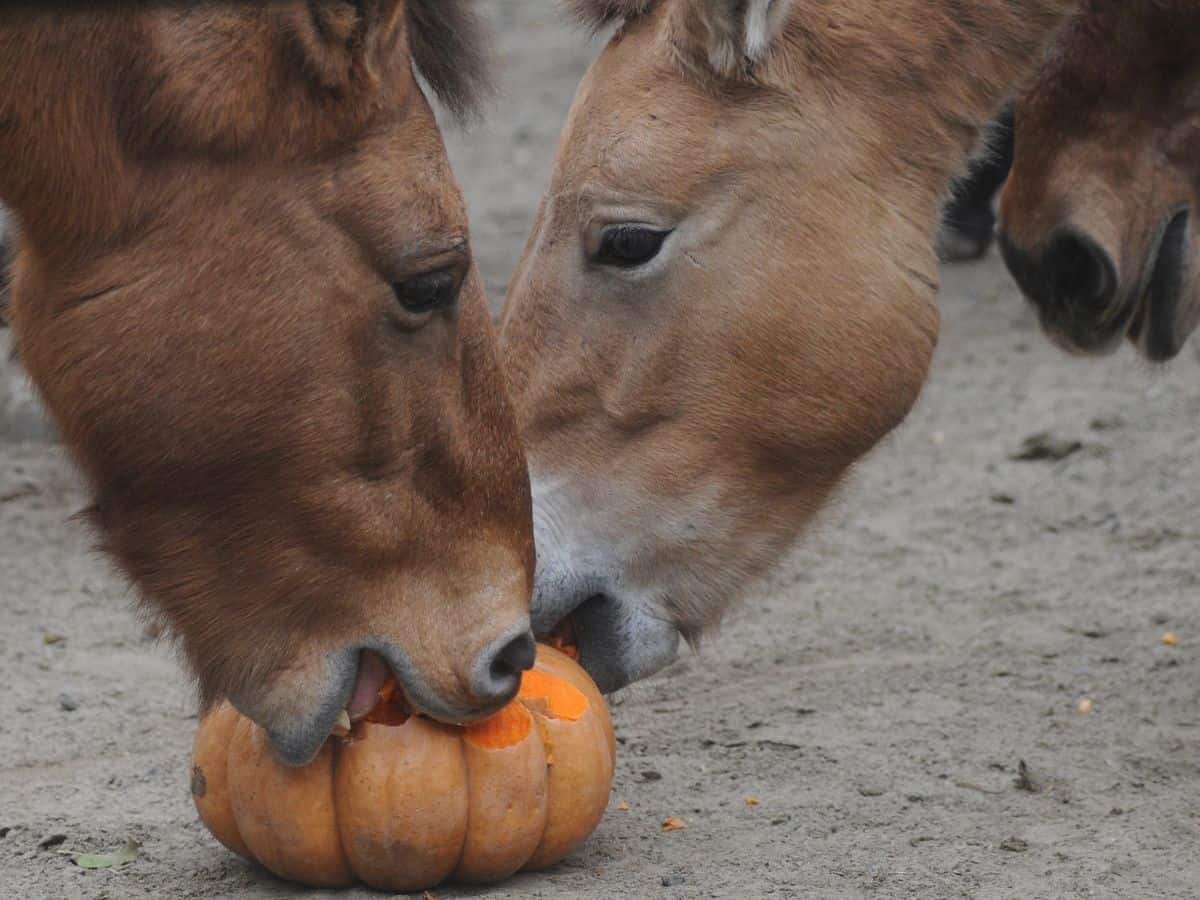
998,209,1193,361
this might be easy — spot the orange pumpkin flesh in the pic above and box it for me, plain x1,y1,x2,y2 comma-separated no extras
191,644,615,892
463,698,534,749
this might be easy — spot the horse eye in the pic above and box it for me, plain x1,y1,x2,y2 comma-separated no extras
391,267,462,315
594,225,671,268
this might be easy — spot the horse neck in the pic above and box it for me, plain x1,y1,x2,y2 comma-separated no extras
0,16,135,262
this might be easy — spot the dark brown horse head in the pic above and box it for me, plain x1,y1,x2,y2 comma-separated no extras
500,0,1078,693
999,1,1200,362
1,2,534,765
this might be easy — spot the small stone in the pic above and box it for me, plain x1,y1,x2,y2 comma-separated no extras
661,816,687,833
616,800,630,812
58,693,79,712
0,827,10,839
1009,432,1083,463
1077,698,1094,715
1013,760,1041,793
1161,631,1179,647
38,833,67,850
770,816,791,826
744,797,760,807
857,786,885,797
990,492,1016,505
639,770,663,782
1000,837,1029,852
42,633,65,646
660,874,686,887
1089,415,1124,432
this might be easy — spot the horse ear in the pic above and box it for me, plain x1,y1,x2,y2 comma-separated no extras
671,0,796,79
284,0,406,91
286,1,488,119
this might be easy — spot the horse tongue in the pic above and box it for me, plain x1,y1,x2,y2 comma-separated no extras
347,650,392,721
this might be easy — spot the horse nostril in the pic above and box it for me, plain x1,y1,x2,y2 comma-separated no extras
472,628,536,704
1045,229,1117,314
490,631,536,682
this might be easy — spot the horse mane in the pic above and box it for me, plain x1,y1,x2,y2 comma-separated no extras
564,0,656,31
406,0,492,119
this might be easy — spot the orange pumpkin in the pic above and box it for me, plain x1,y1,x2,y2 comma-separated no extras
190,645,615,892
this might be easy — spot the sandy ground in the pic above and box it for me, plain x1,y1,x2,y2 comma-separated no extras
3,6,1200,899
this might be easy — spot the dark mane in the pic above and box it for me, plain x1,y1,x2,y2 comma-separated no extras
406,0,492,119
564,0,655,31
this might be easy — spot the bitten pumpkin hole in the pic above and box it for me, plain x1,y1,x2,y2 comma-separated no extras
518,669,588,721
463,699,533,749
362,677,411,726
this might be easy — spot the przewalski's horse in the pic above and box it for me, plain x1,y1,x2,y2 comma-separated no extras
1,2,535,765
500,0,1078,693
998,1,1200,361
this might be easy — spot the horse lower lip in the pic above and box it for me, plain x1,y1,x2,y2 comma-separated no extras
347,650,391,720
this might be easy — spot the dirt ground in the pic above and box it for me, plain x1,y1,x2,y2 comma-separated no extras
2,6,1199,899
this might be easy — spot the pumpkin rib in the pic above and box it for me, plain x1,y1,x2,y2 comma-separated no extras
191,702,253,860
217,730,249,858
229,720,354,887
530,644,616,764
328,740,355,887
335,719,471,893
454,717,549,883
231,718,284,875
521,701,613,872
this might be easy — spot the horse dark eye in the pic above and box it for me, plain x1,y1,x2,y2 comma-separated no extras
595,225,670,268
391,268,461,314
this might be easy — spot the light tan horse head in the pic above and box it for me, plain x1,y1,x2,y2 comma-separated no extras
1,2,534,765
501,0,1078,692
999,1,1200,362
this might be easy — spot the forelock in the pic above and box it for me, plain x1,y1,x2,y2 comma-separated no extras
406,0,492,121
